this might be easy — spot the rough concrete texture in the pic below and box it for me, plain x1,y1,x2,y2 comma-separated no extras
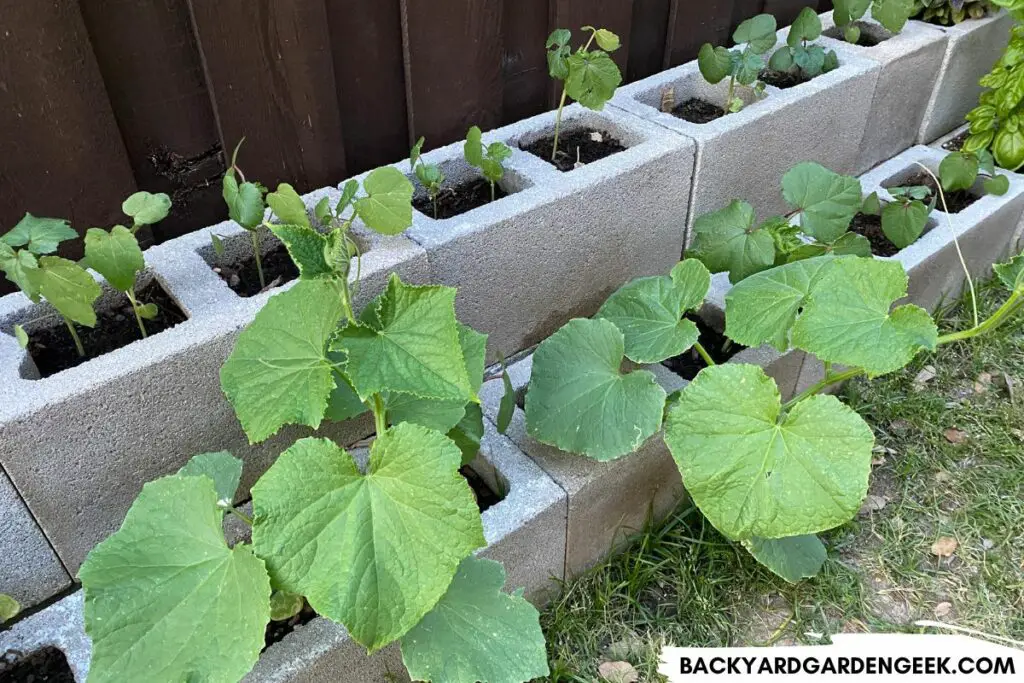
0,470,71,609
0,184,429,574
612,28,879,230
819,12,948,174
0,591,90,682
399,104,695,362
916,11,1014,144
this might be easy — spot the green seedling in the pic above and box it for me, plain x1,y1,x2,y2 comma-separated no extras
410,137,446,218
697,14,777,114
546,26,623,161
833,0,915,43
464,126,513,202
768,7,840,81
222,139,270,289
0,593,19,624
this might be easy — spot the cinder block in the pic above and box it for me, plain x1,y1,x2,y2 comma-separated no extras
0,470,71,610
0,592,90,681
819,12,948,174
397,104,695,362
0,185,429,573
917,11,1014,144
612,28,879,230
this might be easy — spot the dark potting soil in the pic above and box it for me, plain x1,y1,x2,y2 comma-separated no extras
26,279,188,378
892,170,979,214
942,130,970,152
848,212,901,257
413,178,508,220
662,316,745,381
0,647,76,683
461,465,503,512
212,242,299,298
263,601,317,651
673,98,726,124
520,128,626,172
759,69,811,89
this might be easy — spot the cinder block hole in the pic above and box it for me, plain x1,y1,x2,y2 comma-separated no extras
518,111,637,172
462,457,508,512
824,21,893,47
882,165,983,214
636,72,761,125
662,315,746,380
409,157,533,221
849,206,940,257
0,646,74,681
2,271,190,380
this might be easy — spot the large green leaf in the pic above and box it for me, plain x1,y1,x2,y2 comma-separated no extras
220,279,345,443
267,223,333,279
177,451,243,506
698,44,733,84
665,363,874,539
994,253,1024,291
791,257,938,376
79,475,271,683
565,50,622,110
788,7,822,47
447,402,485,466
939,152,980,193
1,213,77,255
266,183,311,229
84,226,145,293
689,200,776,284
724,256,837,351
0,246,40,299
223,174,266,230
733,14,778,54
526,318,666,461
595,260,710,364
333,274,473,403
464,126,484,167
400,557,549,683
122,191,172,227
872,0,913,33
881,200,929,249
355,167,414,236
834,0,872,24
251,427,485,652
782,163,862,243
744,535,827,583
29,256,101,327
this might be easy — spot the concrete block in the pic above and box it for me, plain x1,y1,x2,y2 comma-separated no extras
397,104,695,362
917,11,1014,144
0,185,429,573
819,12,948,174
0,470,71,610
0,592,90,682
611,28,879,230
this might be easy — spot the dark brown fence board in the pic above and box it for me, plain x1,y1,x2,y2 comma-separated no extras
501,0,552,124
186,0,347,190
763,0,809,27
553,0,635,74
664,0,735,68
730,0,767,35
627,0,671,81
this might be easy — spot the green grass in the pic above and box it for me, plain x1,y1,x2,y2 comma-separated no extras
536,278,1024,682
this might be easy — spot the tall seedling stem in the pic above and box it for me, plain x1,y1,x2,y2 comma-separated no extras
222,139,269,290
552,32,596,162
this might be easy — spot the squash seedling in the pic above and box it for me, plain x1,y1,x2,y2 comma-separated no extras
222,139,270,289
84,191,172,339
464,126,513,202
697,14,777,114
768,7,839,81
833,0,915,43
0,214,98,356
410,137,446,218
546,26,623,161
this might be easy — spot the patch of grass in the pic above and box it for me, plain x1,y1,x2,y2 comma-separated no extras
536,277,1024,682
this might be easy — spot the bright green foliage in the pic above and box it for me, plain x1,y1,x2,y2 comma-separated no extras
448,403,485,466
464,126,513,194
269,591,305,622
251,428,485,652
734,14,779,53
177,451,243,506
769,8,838,80
913,0,997,25
411,137,446,218
497,367,517,434
268,224,333,279
994,253,1024,290
664,363,874,539
28,256,102,327
84,226,145,292
356,167,415,235
965,21,1024,169
325,359,369,422
526,318,666,460
940,152,980,192
122,191,171,228
14,324,29,349
223,173,266,230
744,535,827,583
79,475,271,683
782,162,863,242
595,259,711,363
697,14,776,113
688,200,776,283
792,257,938,375
267,183,311,229
0,594,20,623
220,278,345,442
0,244,41,298
1,213,76,255
834,0,914,41
400,557,549,683
881,199,930,248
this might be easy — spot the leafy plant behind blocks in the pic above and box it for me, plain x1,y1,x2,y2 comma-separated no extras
768,8,840,81
834,0,915,43
697,13,777,113
965,7,1024,170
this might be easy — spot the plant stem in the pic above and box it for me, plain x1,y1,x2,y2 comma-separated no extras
372,393,387,437
432,190,438,219
227,507,253,526
782,366,865,410
937,289,1024,345
125,289,147,339
490,181,496,203
726,75,736,112
251,229,266,290
693,341,716,367
551,87,569,162
64,317,85,357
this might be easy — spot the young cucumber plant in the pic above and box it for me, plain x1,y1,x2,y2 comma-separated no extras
525,251,1024,583
768,8,840,80
84,191,172,339
698,14,778,113
77,164,549,683
546,26,623,161
465,126,513,202
833,0,915,43
411,136,446,218
222,139,273,289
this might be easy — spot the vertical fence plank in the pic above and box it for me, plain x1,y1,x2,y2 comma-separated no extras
553,0,635,74
402,0,505,149
664,0,735,68
501,0,552,124
186,0,346,191
627,0,671,81
763,0,810,26
326,0,409,173
78,0,225,244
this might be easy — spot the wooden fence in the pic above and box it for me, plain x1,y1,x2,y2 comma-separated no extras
0,0,833,273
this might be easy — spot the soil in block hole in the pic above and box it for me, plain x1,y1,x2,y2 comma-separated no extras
414,178,508,220
212,242,298,297
759,69,812,89
0,647,76,683
673,98,726,124
942,131,969,153
663,316,746,380
521,129,626,172
848,212,901,257
25,279,189,378
891,170,979,214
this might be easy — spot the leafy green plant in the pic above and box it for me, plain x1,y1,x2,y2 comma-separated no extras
464,126,513,202
524,249,1024,582
697,14,777,113
546,26,623,161
411,136,446,218
0,593,19,624
84,192,172,339
768,8,840,80
222,139,271,289
0,214,98,356
833,0,915,43
912,0,996,25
